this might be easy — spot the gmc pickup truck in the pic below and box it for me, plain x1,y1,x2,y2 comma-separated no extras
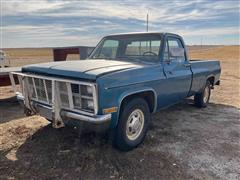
10,32,221,151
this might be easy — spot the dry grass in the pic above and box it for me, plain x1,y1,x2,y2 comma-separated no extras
188,45,240,61
189,46,240,107
3,48,80,67
3,48,52,67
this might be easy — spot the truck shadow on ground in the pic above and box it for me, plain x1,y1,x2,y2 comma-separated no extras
1,101,239,179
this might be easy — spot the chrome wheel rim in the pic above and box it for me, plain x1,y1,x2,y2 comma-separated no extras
126,109,145,141
203,85,210,103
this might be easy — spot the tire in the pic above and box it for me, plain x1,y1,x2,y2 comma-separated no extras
194,80,211,108
113,98,150,151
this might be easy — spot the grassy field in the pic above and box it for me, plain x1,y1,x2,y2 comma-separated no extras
189,45,240,107
3,48,80,67
0,45,240,179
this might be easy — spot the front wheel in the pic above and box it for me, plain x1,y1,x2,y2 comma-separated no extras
194,80,211,108
113,98,150,151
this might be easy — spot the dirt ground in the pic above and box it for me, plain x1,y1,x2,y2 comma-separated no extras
0,46,239,180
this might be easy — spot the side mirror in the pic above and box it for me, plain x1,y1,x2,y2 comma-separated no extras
169,47,185,58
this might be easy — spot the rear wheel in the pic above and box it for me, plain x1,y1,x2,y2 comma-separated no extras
113,98,150,151
194,80,211,108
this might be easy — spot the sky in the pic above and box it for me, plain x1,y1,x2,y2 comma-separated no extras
1,0,239,48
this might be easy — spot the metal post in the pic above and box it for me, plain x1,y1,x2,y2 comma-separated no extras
146,13,149,32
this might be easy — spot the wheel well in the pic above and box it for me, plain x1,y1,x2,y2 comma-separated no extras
207,76,215,86
120,91,155,114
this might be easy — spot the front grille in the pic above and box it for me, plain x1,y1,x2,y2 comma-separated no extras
27,77,52,104
58,81,69,108
13,73,97,114
45,80,52,103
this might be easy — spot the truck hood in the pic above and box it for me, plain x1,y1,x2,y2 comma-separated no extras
22,59,144,80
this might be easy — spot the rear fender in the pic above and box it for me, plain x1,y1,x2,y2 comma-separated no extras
206,74,215,85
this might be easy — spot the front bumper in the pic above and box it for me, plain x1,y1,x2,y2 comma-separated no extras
17,94,111,128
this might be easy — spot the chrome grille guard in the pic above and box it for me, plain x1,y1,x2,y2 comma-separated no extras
9,72,99,128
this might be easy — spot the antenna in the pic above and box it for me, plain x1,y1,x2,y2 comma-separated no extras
146,12,149,32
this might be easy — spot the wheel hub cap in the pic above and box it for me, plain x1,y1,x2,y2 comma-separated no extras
203,85,210,103
126,109,144,141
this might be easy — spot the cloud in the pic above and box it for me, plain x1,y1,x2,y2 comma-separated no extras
3,0,238,22
180,26,239,37
1,0,239,47
2,0,67,15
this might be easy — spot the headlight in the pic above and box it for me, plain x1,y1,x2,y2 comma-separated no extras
71,84,95,113
82,99,94,110
81,85,93,96
73,96,81,107
87,99,94,108
86,86,93,94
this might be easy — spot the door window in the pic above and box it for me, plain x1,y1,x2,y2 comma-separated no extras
163,41,169,62
164,37,185,62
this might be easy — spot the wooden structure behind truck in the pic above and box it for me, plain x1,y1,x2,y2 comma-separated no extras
53,46,94,61
0,46,95,87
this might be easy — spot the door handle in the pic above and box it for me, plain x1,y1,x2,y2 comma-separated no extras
183,63,191,67
167,71,173,75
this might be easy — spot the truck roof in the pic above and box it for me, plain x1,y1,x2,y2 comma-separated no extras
105,32,181,38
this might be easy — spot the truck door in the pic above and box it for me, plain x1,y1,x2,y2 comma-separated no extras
162,37,192,104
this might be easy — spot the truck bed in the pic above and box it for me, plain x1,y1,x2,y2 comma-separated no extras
189,60,221,95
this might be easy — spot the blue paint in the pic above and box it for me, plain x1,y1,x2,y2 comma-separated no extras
22,33,221,129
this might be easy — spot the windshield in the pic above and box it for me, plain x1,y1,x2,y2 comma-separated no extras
89,34,162,63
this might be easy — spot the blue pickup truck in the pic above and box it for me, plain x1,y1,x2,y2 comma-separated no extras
10,32,221,151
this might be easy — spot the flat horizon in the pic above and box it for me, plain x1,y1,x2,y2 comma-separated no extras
1,44,240,50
